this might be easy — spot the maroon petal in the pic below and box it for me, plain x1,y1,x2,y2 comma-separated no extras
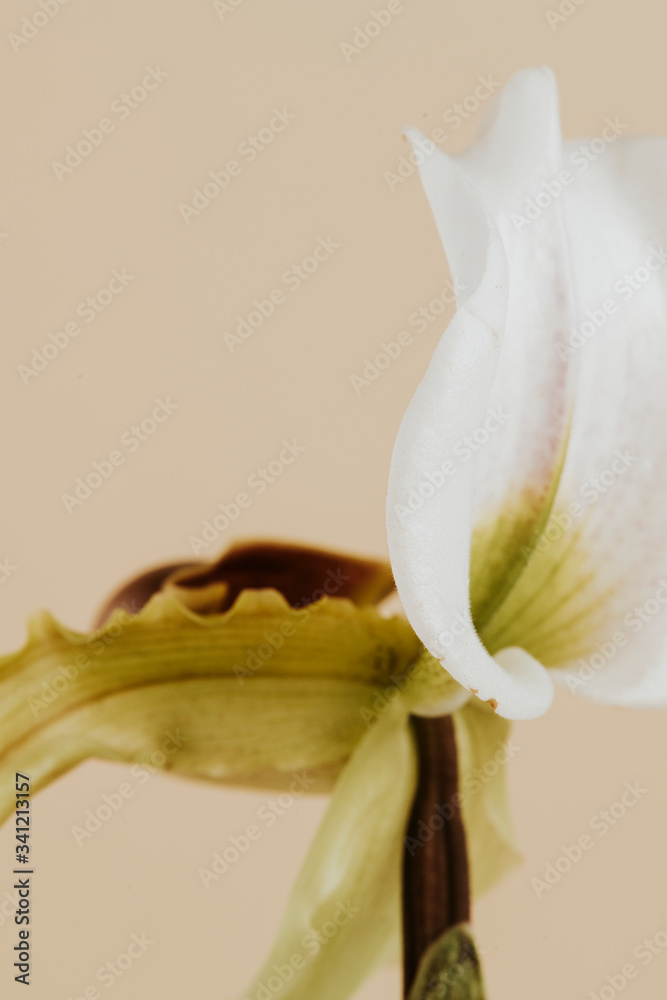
93,561,201,628
93,540,395,627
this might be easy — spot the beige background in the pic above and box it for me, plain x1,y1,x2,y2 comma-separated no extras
1,0,667,996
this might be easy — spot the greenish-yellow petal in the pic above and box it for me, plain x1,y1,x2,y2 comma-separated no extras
242,702,417,1000
0,589,421,826
453,702,521,898
400,649,471,716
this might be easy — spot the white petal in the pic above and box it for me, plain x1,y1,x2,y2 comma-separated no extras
391,66,667,712
484,135,667,706
388,68,572,719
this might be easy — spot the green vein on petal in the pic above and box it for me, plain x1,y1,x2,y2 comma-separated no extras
470,421,572,635
478,507,616,667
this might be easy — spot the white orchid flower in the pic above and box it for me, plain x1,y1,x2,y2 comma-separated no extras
388,67,667,720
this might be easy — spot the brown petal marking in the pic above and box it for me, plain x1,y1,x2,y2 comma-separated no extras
93,540,396,627
93,561,201,628
174,540,395,612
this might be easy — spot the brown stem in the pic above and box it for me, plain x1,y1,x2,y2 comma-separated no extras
402,714,470,997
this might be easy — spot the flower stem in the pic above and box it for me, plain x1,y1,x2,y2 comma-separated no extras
402,714,470,996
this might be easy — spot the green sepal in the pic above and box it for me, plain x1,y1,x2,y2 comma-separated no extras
407,925,486,1000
